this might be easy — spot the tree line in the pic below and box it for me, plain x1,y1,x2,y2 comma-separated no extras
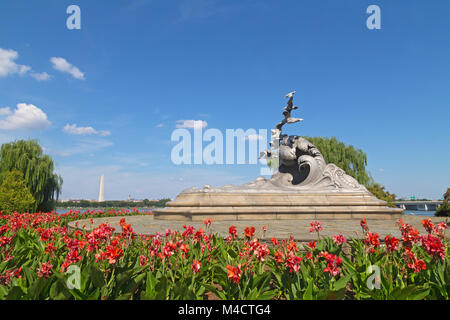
56,198,171,209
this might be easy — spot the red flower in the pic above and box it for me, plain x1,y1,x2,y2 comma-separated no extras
255,244,270,262
287,241,298,252
0,225,9,235
36,262,53,279
226,264,242,283
360,218,369,233
306,241,316,249
191,259,201,274
40,229,53,242
420,234,446,260
229,226,237,239
45,242,57,254
404,247,427,273
274,251,284,263
364,232,380,249
333,235,347,246
284,251,303,272
179,243,189,254
139,255,149,266
244,226,256,239
437,222,448,233
421,219,435,234
104,245,123,264
271,238,278,246
323,254,342,277
384,235,399,253
309,221,322,233
397,220,420,246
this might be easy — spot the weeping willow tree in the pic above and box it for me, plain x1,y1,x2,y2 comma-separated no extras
0,140,63,212
304,136,373,186
302,136,396,207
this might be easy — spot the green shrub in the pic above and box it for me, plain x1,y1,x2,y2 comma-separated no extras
435,202,450,217
0,169,35,214
367,183,396,208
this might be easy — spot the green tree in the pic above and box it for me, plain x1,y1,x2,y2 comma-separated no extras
305,137,399,206
0,140,62,212
366,183,396,208
0,169,35,214
304,136,373,186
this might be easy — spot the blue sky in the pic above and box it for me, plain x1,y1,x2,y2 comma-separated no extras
0,0,449,200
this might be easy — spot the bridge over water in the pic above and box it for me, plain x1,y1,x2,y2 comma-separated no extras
395,201,443,211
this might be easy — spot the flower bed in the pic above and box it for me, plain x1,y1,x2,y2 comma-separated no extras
0,211,448,300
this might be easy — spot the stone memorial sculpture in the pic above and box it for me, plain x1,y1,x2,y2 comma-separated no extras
154,92,403,221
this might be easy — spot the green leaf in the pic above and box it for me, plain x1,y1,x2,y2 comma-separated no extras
89,265,105,288
6,286,25,300
333,274,351,291
303,280,314,300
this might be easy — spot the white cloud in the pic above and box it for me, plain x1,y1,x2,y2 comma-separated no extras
0,103,51,130
63,124,111,136
0,48,31,77
0,107,11,116
50,57,85,80
30,72,51,81
176,120,208,129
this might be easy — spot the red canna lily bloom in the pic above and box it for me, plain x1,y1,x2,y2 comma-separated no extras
191,259,201,274
364,232,380,248
420,234,446,261
36,262,53,279
271,238,278,246
226,264,242,283
421,219,434,234
244,226,256,240
384,235,399,253
287,241,298,252
139,255,149,266
360,218,369,233
323,254,342,277
274,251,284,263
333,235,347,246
229,226,237,239
179,243,189,254
309,221,323,233
306,241,316,250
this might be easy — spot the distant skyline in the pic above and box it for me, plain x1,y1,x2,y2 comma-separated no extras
1,0,449,200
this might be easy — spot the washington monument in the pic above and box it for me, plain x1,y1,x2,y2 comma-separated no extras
98,175,105,202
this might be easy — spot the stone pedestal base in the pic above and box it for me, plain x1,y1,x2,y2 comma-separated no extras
153,191,403,221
